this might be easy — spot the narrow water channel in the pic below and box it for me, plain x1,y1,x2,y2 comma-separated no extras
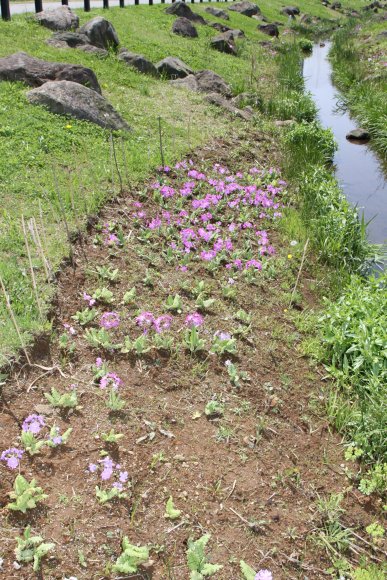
303,42,387,247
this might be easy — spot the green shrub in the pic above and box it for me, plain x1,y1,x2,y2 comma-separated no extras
319,273,387,462
284,121,337,164
298,38,313,53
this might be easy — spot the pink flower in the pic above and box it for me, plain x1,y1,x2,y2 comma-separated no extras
136,311,154,332
200,250,217,261
95,357,103,368
185,312,204,327
255,571,272,580
1,448,24,469
153,315,173,333
100,312,120,329
83,292,96,307
100,373,122,390
22,414,45,434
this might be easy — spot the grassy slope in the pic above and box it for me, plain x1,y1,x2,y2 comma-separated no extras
0,0,365,361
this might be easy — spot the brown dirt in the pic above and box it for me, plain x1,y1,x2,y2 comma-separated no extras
0,130,384,579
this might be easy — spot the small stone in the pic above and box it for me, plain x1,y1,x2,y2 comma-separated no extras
346,128,370,141
34,403,54,416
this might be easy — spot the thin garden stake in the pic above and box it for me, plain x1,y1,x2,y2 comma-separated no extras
158,116,165,168
51,166,74,267
31,217,51,282
289,238,309,308
0,274,31,365
109,134,115,190
22,215,44,320
120,136,130,186
110,132,123,194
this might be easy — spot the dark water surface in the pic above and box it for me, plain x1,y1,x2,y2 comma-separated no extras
303,42,387,246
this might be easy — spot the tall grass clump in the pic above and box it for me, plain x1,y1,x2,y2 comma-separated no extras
319,273,387,464
260,44,317,122
284,121,337,167
330,23,387,156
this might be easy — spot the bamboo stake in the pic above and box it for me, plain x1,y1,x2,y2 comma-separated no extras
31,217,51,281
158,116,165,168
21,216,44,320
110,132,123,194
0,273,31,365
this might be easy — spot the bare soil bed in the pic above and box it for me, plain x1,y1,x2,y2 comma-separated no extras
0,130,383,579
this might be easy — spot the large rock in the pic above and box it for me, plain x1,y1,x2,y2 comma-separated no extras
165,2,206,24
170,75,199,91
172,17,198,38
27,81,129,131
258,23,279,37
228,1,260,17
346,128,370,141
79,17,119,50
34,6,79,31
155,57,194,79
206,92,252,120
281,6,300,17
205,7,229,20
211,33,237,55
46,31,90,48
195,70,231,96
209,22,233,33
0,52,101,93
118,49,158,76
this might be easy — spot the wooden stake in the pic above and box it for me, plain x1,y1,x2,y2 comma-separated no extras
21,216,44,320
289,238,309,308
110,132,123,194
158,116,165,168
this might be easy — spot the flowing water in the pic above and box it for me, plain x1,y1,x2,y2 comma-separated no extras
303,41,387,247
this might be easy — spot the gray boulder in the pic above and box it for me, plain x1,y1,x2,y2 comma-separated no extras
346,128,370,141
156,57,194,79
118,49,158,76
211,33,237,55
281,6,300,17
34,6,79,31
165,2,206,24
0,52,101,93
206,92,252,120
172,17,198,38
209,22,233,33
46,31,90,48
228,1,260,17
27,80,130,131
258,23,279,36
170,75,199,91
79,17,119,50
195,70,231,96
205,7,229,20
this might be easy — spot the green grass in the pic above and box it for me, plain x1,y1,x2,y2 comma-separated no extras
330,17,387,157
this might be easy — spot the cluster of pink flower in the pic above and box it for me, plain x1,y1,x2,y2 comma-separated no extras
102,223,120,246
135,311,173,334
100,311,120,330
88,457,128,492
94,358,122,390
128,162,285,272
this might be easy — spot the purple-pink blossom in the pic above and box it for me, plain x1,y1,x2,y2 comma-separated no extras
100,373,122,390
153,315,173,333
185,312,204,328
100,311,120,330
22,414,45,434
255,571,273,580
83,292,96,307
1,448,24,469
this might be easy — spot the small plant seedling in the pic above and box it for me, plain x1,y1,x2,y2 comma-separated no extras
226,361,248,388
153,333,174,352
344,445,363,462
15,526,54,572
106,389,125,412
366,522,385,540
191,280,209,298
164,496,181,520
150,451,166,470
20,431,46,456
210,335,237,355
112,538,149,574
101,429,124,444
7,475,48,513
122,287,137,304
96,265,119,282
222,285,237,301
95,486,127,505
165,294,183,313
186,534,222,579
72,308,97,326
85,328,119,350
45,386,78,410
92,287,114,304
235,309,252,325
205,400,224,419
196,294,216,311
184,327,205,353
240,560,258,580
58,333,76,355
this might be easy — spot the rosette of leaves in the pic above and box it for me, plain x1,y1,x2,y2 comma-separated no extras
7,475,48,513
112,537,149,574
186,534,222,579
15,526,54,572
45,386,79,410
164,496,181,520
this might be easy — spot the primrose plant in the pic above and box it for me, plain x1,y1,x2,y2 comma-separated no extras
14,526,54,572
113,538,149,574
240,561,273,580
7,475,47,513
211,332,237,355
45,386,79,410
88,457,129,504
186,534,222,579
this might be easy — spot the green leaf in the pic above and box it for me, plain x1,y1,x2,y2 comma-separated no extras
164,496,181,520
240,560,257,580
113,538,149,573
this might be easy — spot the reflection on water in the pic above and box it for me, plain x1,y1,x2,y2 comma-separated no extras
303,42,387,246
